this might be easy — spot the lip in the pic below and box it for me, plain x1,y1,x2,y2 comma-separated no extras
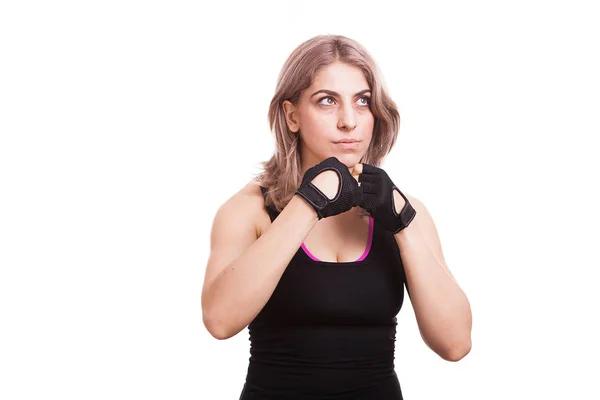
335,141,361,150
334,139,360,143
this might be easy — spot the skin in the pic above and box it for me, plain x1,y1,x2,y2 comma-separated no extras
203,61,472,360
282,61,374,177
282,62,472,360
281,61,376,261
282,61,406,215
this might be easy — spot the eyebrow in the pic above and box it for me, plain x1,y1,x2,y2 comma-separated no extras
310,89,371,98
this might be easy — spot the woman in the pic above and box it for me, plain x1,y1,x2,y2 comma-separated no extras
201,34,472,399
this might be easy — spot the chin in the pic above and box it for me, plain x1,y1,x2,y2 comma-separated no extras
332,153,363,167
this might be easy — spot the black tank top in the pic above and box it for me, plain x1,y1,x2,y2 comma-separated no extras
239,187,407,399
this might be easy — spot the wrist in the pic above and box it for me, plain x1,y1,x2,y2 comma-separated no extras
291,194,320,223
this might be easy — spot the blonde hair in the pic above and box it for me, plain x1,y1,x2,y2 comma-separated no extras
253,34,401,212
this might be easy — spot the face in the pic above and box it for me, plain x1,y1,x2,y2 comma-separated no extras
282,62,375,175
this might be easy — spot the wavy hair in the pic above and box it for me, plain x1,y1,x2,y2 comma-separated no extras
253,34,401,212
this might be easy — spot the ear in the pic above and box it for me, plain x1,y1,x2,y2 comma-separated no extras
282,100,300,133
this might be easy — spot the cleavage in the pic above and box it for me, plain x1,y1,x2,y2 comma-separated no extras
302,213,371,263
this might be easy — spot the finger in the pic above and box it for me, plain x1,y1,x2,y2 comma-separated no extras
352,163,363,176
351,164,362,184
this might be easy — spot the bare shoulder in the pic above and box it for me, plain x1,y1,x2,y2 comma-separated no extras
405,193,424,212
217,179,265,225
213,179,270,238
235,179,264,205
404,193,457,280
203,180,268,294
404,193,433,226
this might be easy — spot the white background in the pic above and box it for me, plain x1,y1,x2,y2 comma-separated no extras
1,1,599,399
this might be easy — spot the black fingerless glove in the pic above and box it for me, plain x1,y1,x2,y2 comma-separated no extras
295,156,363,219
358,163,416,233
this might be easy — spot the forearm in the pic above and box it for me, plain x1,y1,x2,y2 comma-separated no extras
395,221,472,361
204,195,318,339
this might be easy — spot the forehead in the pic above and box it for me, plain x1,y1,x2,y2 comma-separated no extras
309,62,369,92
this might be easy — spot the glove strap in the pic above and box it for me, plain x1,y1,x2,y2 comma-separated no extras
392,186,416,233
295,183,329,219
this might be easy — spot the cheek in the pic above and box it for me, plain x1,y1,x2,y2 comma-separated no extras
363,112,375,128
363,116,375,139
300,109,330,137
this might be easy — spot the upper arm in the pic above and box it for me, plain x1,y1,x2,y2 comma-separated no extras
406,194,457,283
201,184,262,313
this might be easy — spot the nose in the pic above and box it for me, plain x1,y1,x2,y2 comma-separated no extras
337,102,357,131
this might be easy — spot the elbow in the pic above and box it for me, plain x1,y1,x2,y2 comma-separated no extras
442,340,472,362
203,312,229,340
204,320,230,340
205,324,229,341
202,292,230,340
202,310,240,340
201,290,248,340
209,329,234,341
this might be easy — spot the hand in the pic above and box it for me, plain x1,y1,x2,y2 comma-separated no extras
296,156,363,219
357,163,416,233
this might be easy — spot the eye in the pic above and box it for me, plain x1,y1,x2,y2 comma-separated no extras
318,96,336,106
358,96,371,106
317,96,371,106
